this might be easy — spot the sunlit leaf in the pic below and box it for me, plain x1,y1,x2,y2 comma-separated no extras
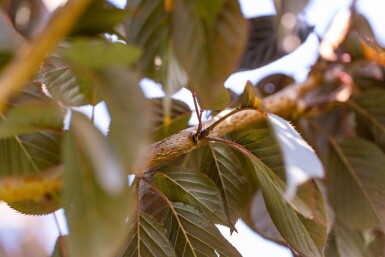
327,136,385,231
240,81,262,109
155,166,229,226
172,0,246,110
63,113,132,257
163,203,242,257
117,212,177,257
201,143,250,230
268,113,324,199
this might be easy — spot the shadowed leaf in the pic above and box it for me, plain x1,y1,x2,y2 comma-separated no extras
163,203,242,257
172,0,246,110
155,166,229,226
327,136,385,231
118,212,177,257
201,142,250,230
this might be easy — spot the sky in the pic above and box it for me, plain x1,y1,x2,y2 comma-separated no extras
2,0,385,257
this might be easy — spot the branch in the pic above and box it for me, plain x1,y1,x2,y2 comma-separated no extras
142,76,319,171
0,0,93,110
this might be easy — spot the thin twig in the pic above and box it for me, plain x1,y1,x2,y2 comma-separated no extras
201,107,263,138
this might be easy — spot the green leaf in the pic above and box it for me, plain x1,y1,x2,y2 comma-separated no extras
240,81,262,109
38,56,98,106
93,68,150,170
248,154,326,257
125,0,170,83
0,101,64,138
0,85,62,178
351,88,385,150
172,0,247,110
234,126,315,218
237,16,281,70
63,113,132,257
150,97,191,141
243,190,286,244
70,112,126,194
71,0,127,36
163,203,242,257
327,136,385,231
118,212,177,257
60,39,141,69
155,166,229,226
326,222,385,257
201,143,250,230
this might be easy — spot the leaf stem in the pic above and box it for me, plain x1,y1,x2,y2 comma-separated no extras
201,107,263,139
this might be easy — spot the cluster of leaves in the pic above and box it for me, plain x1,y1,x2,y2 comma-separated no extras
0,0,385,257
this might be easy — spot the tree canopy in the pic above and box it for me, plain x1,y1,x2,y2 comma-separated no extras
0,0,385,257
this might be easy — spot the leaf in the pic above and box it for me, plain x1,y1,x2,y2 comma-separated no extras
60,39,141,69
237,16,281,71
0,86,62,178
326,222,385,257
350,88,385,150
247,154,326,257
0,101,64,138
230,123,317,219
172,0,247,110
125,0,170,83
71,0,127,36
255,73,295,97
327,136,385,231
70,112,126,194
38,55,98,106
201,143,250,230
150,97,191,141
243,190,285,244
240,81,262,109
155,166,229,226
163,202,242,257
0,11,23,52
63,113,132,257
93,68,150,170
117,212,177,257
268,113,324,199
